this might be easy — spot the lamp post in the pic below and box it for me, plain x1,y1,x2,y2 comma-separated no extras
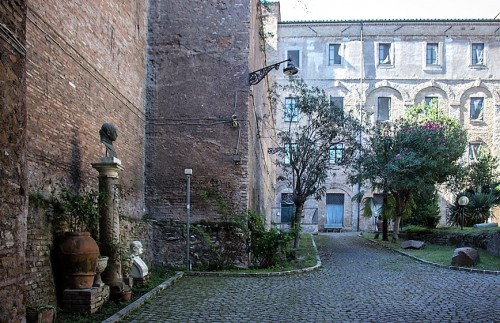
458,195,469,230
185,168,192,271
248,58,298,85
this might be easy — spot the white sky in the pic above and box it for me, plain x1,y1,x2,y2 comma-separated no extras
278,0,500,21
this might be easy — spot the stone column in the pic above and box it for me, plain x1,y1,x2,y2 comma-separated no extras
92,157,124,288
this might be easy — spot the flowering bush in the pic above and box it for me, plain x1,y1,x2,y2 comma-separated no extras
351,104,468,239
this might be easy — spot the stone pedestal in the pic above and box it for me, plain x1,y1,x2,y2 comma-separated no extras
63,285,110,314
129,256,149,279
132,275,149,286
92,158,124,287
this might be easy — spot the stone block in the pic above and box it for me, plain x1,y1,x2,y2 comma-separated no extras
63,286,110,314
400,240,425,249
473,222,498,228
452,247,480,267
486,232,500,257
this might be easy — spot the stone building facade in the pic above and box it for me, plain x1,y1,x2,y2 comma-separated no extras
0,0,273,320
272,17,500,232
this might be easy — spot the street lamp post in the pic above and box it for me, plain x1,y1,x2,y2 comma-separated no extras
185,168,192,271
458,195,469,230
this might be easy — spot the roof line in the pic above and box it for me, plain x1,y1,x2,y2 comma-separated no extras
279,18,500,24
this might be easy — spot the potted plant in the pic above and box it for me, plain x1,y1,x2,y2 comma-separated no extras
55,187,102,289
120,286,132,302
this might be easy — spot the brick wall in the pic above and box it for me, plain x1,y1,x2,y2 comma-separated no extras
2,0,273,313
0,0,28,321
24,205,58,308
146,0,257,222
24,0,147,307
145,0,272,266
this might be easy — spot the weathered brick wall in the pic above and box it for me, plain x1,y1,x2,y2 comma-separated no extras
24,205,58,310
24,0,147,307
2,0,273,314
0,0,28,321
145,0,255,222
145,0,271,267
125,219,248,270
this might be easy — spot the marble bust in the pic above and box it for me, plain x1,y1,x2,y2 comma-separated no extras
128,240,149,279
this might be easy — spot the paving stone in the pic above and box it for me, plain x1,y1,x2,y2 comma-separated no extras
123,233,499,322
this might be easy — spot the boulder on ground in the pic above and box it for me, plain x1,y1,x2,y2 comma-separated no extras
400,240,425,249
452,247,480,267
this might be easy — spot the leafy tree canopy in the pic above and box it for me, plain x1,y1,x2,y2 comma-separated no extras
275,79,363,205
352,104,468,239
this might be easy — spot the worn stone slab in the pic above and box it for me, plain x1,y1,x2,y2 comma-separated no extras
473,222,498,228
400,240,425,249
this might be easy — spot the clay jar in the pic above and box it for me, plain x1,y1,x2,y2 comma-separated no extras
59,232,99,289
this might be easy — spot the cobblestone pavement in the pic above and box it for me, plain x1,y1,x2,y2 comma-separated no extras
124,233,499,322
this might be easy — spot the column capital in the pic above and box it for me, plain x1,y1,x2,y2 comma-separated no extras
92,158,124,178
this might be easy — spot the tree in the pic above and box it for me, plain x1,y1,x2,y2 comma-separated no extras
352,104,467,240
465,151,499,194
274,79,362,248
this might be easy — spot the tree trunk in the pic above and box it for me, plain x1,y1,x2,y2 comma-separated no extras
382,194,389,241
392,190,410,242
382,218,389,241
292,202,303,249
392,215,401,242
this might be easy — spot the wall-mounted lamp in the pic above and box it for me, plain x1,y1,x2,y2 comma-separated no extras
248,58,298,85
232,154,241,165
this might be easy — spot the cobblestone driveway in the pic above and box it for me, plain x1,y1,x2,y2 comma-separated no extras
124,233,499,322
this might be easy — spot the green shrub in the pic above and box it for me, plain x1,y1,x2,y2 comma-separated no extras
248,211,291,268
406,185,440,228
401,225,432,233
448,192,497,227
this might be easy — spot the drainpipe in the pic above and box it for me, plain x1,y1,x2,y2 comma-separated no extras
356,21,364,232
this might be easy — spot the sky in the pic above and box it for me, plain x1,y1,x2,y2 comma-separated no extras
277,0,500,21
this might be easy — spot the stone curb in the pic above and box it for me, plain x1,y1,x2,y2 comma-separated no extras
102,272,185,323
361,234,500,276
102,236,322,322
